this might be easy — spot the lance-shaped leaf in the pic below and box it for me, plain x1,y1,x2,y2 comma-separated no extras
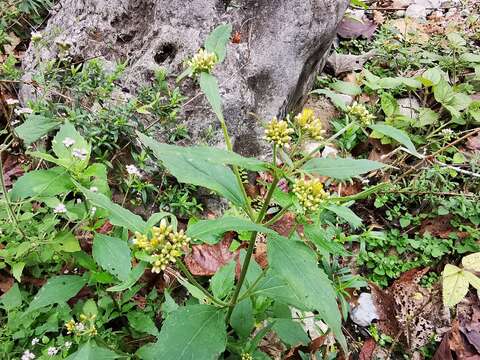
137,304,227,360
10,167,73,200
267,235,347,351
204,24,232,63
14,115,61,145
370,123,419,156
302,157,384,180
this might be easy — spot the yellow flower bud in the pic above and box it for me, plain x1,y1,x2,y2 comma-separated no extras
187,49,218,75
264,118,294,147
293,178,327,213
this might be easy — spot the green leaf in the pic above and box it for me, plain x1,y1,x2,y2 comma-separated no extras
310,89,348,111
381,93,398,117
128,311,159,337
210,260,235,300
14,115,60,145
462,253,480,272
0,283,22,311
442,264,469,307
302,158,384,180
414,108,439,127
11,262,25,282
162,289,179,317
230,299,254,339
326,204,362,228
136,134,245,206
137,132,266,171
303,224,349,256
420,67,443,87
370,123,418,156
27,275,87,312
460,52,480,63
138,305,227,360
447,32,466,48
79,186,147,233
10,167,73,201
433,79,455,105
204,24,232,63
272,319,309,346
329,81,362,96
66,341,119,360
464,271,480,291
452,152,466,164
187,216,275,244
267,235,346,351
52,122,91,167
93,234,132,282
53,231,81,253
255,271,308,310
107,262,147,292
200,72,224,122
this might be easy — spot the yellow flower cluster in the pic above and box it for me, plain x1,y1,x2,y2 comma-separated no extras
188,49,218,74
293,178,327,212
346,102,375,126
241,353,253,360
294,108,325,140
132,219,190,273
264,118,294,147
65,314,97,337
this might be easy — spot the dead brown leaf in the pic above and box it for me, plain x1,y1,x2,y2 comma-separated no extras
466,134,480,151
358,338,377,360
269,212,296,237
337,16,377,39
419,215,469,239
1,153,25,188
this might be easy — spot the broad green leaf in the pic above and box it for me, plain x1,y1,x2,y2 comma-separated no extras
414,108,439,127
27,275,87,312
66,341,119,360
464,271,480,291
128,311,159,336
176,276,208,303
468,101,480,122
137,132,266,171
381,93,398,117
329,81,362,96
52,122,91,166
267,235,346,351
10,167,73,201
136,134,245,206
204,24,232,62
230,298,254,339
302,157,384,180
162,289,179,317
138,305,227,360
370,123,418,156
462,252,480,272
200,72,224,122
79,186,147,233
310,89,348,111
14,115,60,145
442,264,469,307
210,260,235,300
447,32,466,48
53,231,81,253
187,216,275,244
272,319,309,346
107,262,147,292
0,283,22,311
420,67,443,87
11,262,25,282
255,271,309,310
460,53,480,63
303,224,349,256
326,204,362,228
433,79,455,105
93,234,132,281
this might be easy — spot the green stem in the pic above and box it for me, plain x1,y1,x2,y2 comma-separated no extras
225,152,280,323
263,204,292,226
236,269,267,302
176,260,227,306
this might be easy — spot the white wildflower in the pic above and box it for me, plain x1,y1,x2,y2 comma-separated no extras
72,148,87,160
64,341,72,349
76,198,82,204
21,350,35,360
75,322,85,332
14,107,33,116
62,137,75,148
126,164,141,177
31,338,40,346
31,31,43,42
11,119,20,126
90,207,97,215
47,347,58,356
6,98,19,105
89,186,98,192
53,203,67,214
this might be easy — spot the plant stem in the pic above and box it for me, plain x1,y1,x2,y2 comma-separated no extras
263,204,292,226
176,260,227,306
225,153,280,323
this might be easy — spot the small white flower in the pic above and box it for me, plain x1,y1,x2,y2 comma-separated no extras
31,338,40,346
72,148,87,160
6,98,19,105
64,341,72,349
11,119,20,126
89,186,98,192
62,137,75,148
126,164,141,177
53,203,67,214
75,322,85,332
90,207,97,215
22,350,35,360
31,31,43,42
76,198,82,204
47,347,58,356
14,107,33,116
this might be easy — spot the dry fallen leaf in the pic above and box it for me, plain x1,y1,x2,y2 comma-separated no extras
337,16,377,39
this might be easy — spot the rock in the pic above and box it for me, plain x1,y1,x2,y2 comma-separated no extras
398,97,420,119
21,0,349,157
351,293,379,327
405,4,427,20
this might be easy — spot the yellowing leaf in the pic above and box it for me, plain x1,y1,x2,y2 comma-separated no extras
462,252,480,272
464,271,480,291
442,264,469,307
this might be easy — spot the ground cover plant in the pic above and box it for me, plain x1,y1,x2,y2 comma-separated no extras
1,1,480,359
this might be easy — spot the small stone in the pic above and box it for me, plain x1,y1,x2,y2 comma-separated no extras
406,4,427,20
398,97,420,119
351,293,379,327
337,93,354,106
